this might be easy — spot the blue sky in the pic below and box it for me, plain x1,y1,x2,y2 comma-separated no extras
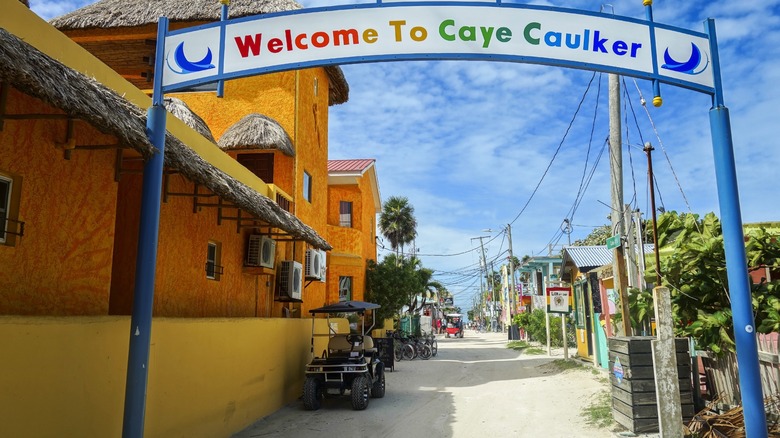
30,0,780,311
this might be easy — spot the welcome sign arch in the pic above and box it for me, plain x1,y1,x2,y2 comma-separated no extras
125,2,764,437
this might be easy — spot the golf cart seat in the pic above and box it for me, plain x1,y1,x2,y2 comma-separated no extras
362,336,377,354
327,335,377,359
328,335,353,353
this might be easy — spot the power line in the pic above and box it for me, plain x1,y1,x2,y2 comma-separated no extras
508,71,599,227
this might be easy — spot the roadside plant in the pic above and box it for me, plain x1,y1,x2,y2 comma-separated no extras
655,211,780,354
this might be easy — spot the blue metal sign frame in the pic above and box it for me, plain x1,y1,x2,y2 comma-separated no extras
123,3,767,438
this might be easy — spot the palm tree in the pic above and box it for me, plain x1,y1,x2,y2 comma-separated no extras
378,196,417,259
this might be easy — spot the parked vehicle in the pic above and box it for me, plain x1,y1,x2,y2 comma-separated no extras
445,314,464,338
303,301,386,411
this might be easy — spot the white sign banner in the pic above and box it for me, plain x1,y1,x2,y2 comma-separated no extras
161,4,714,93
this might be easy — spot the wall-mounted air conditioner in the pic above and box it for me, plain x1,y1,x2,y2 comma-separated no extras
305,248,326,281
247,235,276,268
278,260,303,301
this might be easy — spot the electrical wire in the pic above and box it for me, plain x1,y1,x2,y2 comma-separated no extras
508,71,599,227
631,79,694,214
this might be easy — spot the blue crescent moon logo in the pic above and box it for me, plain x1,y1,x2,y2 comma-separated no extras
166,42,215,75
661,42,709,75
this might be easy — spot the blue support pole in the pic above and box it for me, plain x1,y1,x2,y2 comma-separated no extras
706,18,767,438
644,1,662,106
122,16,169,438
216,2,229,97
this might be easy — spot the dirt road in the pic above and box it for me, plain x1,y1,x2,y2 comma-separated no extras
233,330,614,438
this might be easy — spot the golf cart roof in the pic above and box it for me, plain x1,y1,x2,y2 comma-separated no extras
309,301,381,314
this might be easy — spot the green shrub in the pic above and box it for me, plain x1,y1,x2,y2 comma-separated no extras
514,308,574,348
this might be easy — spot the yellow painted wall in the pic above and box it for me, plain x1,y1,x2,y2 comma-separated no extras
0,88,119,315
0,316,331,438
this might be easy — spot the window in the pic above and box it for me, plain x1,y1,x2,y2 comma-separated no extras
0,172,22,246
0,176,10,244
303,171,312,202
338,276,352,302
339,201,353,227
206,241,223,280
237,153,274,183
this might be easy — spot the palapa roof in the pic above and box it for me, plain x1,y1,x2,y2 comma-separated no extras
50,0,348,105
0,27,330,250
217,113,295,156
164,97,215,142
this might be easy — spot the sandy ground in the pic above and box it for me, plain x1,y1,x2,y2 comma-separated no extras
233,330,637,438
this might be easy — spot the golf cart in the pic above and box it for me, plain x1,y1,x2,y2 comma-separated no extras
303,301,385,411
445,313,464,338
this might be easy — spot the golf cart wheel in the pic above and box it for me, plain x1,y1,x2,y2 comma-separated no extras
303,376,323,411
351,375,370,410
371,364,386,398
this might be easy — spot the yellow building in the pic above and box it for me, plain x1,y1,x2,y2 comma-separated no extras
326,159,381,303
0,1,372,437
49,0,350,318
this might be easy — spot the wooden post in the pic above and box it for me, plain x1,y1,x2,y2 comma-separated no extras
546,311,551,356
651,286,683,436
562,316,569,359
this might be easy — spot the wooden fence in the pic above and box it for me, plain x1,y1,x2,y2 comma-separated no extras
698,333,780,407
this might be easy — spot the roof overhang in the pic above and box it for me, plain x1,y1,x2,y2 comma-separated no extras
328,163,381,212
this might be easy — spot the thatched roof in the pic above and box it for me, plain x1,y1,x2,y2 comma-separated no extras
0,27,330,250
218,113,295,156
50,0,348,105
164,97,215,142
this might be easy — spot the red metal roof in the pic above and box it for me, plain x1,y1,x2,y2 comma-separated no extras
327,159,375,173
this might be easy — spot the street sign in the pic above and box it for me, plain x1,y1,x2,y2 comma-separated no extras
606,234,621,250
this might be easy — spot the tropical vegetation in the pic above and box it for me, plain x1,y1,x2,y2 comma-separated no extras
368,196,452,324
378,196,417,259
630,211,780,354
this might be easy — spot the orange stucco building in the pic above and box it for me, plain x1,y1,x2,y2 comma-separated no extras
326,159,381,303
37,0,356,318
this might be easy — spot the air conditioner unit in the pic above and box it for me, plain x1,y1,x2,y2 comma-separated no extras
305,248,326,281
246,235,276,268
278,260,303,301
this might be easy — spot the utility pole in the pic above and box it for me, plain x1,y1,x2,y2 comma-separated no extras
507,224,517,339
609,73,631,336
624,204,638,288
645,143,662,283
634,209,647,295
472,235,491,331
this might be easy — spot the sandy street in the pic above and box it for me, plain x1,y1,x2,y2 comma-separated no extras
233,330,613,438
